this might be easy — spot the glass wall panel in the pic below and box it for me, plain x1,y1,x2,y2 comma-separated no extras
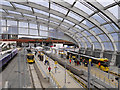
103,42,114,51
19,22,28,28
93,42,101,49
111,33,118,41
40,31,48,36
30,30,38,35
98,34,110,41
19,28,28,34
30,23,37,29
7,20,17,26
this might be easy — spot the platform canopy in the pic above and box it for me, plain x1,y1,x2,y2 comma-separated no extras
0,0,120,52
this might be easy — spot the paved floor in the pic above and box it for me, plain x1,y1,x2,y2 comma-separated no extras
52,53,118,88
35,54,83,88
0,49,31,88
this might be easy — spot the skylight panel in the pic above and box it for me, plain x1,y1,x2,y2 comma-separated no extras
24,14,35,18
103,24,115,33
64,19,75,25
91,27,103,34
29,0,49,7
96,0,115,7
98,34,110,41
108,5,119,19
37,17,48,21
8,10,21,15
14,3,32,11
69,29,77,33
83,31,91,36
92,14,106,24
50,21,59,25
34,8,49,16
103,42,113,51
89,36,97,42
0,9,5,12
85,20,94,28
68,11,83,21
50,14,63,21
63,0,75,5
75,25,84,30
51,3,68,14
60,24,69,29
74,1,94,15
1,1,12,6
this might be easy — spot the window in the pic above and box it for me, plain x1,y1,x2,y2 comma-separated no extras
83,31,91,36
75,25,84,31
30,29,38,35
89,36,97,42
30,23,37,29
92,14,106,24
103,24,115,33
40,25,48,30
7,20,17,26
103,42,113,51
68,11,83,21
93,42,101,49
108,5,119,19
50,14,63,21
40,31,48,36
63,0,75,5
14,3,32,11
19,28,28,34
51,3,68,14
111,33,118,41
64,19,75,25
34,8,49,16
74,1,93,15
91,27,103,34
19,22,28,28
8,10,21,15
98,34,110,41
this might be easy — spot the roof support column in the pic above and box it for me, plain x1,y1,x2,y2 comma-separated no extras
110,52,117,66
100,51,104,58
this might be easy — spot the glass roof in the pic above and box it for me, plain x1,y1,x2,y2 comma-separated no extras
0,0,119,51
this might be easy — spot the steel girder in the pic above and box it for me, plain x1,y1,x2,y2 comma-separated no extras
0,3,103,50
0,1,118,51
1,13,82,47
53,1,117,51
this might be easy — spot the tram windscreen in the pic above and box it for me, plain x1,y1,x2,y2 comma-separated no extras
27,55,34,59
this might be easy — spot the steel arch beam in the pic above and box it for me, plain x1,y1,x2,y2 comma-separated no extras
0,4,103,50
53,1,117,51
1,15,85,48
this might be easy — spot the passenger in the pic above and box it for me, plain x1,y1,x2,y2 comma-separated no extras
48,66,51,73
69,59,71,64
47,61,49,66
74,60,77,66
35,50,37,55
79,61,81,65
77,61,79,66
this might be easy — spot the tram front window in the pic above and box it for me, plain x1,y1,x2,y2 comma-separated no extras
27,55,34,59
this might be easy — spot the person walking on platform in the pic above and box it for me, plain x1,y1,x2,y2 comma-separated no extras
69,59,71,64
98,62,101,68
48,66,51,73
77,61,79,66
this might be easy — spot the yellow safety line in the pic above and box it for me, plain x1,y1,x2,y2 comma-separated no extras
66,70,87,89
47,72,61,88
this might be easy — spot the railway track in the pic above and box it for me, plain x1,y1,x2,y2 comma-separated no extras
44,52,106,89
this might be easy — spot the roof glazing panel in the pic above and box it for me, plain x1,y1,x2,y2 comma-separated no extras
50,14,63,21
34,8,49,16
1,0,12,6
63,0,75,5
51,3,68,14
75,25,84,31
107,5,119,19
98,34,110,41
64,19,75,26
96,0,115,7
8,10,21,15
92,14,106,24
68,11,83,21
74,1,94,15
14,3,32,11
91,27,103,34
103,24,115,33
29,0,49,8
